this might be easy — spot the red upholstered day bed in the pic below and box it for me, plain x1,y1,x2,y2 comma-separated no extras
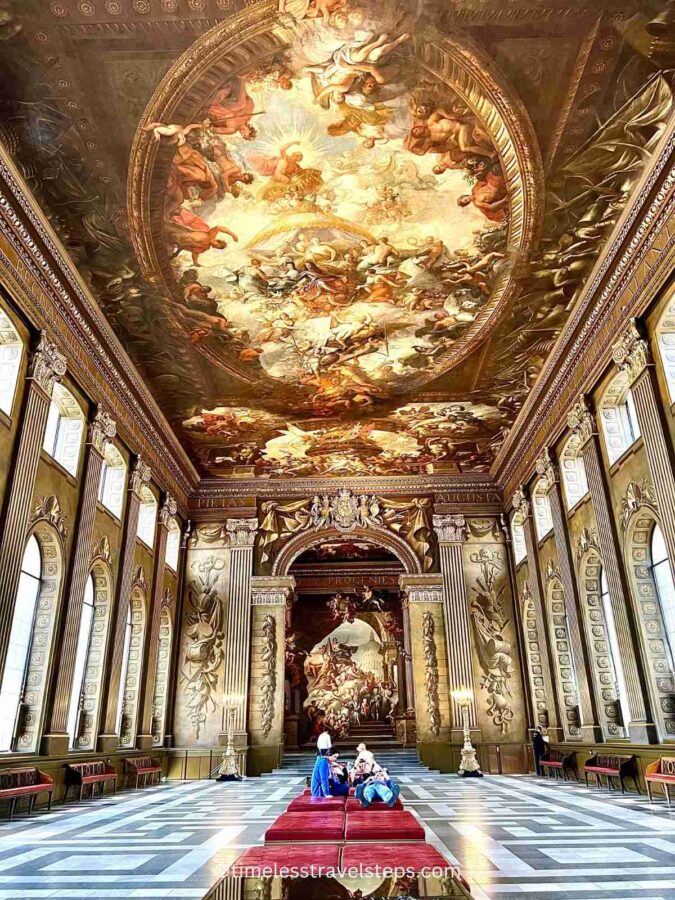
646,756,675,804
0,767,54,819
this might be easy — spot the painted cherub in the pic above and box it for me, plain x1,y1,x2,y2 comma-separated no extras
144,119,209,146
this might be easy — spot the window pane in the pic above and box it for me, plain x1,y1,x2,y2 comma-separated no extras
55,417,83,476
512,522,526,564
0,343,22,416
67,576,95,748
625,390,641,443
116,608,133,736
533,493,553,541
165,528,180,571
42,402,60,457
137,500,156,549
22,535,41,578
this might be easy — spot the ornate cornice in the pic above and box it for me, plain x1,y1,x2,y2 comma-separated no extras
566,394,596,447
535,448,558,492
130,456,152,497
251,575,295,606
88,409,117,455
226,517,258,548
399,574,443,604
432,514,466,543
612,318,652,385
28,332,66,395
494,119,675,495
0,145,197,506
159,494,178,528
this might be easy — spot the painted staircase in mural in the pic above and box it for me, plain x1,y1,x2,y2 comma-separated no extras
301,721,400,751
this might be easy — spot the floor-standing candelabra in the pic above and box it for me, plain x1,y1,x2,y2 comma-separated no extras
452,688,483,778
218,692,244,781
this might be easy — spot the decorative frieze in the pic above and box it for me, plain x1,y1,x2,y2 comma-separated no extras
433,514,466,543
28,332,66,395
251,576,295,606
612,319,651,384
400,575,443,604
87,409,116,454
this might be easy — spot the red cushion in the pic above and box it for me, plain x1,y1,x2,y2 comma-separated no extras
647,773,675,782
265,812,345,843
287,795,345,812
82,773,117,783
585,766,619,774
541,760,563,767
232,843,341,873
345,810,424,842
341,843,449,871
348,786,355,796
346,797,403,812
0,784,49,797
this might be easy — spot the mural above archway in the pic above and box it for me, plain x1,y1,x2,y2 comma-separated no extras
1,1,671,479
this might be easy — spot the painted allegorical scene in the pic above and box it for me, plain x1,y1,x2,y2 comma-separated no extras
286,585,403,744
1,0,672,477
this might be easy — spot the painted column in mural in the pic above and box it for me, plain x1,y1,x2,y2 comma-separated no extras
568,395,655,743
248,575,294,776
0,335,66,680
433,514,477,739
399,574,450,771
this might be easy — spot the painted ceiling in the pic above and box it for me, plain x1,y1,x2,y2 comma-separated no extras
0,0,673,479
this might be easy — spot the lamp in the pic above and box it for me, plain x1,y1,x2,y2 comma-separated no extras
451,688,483,778
217,692,244,781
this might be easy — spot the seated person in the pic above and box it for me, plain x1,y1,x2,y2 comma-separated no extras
355,765,401,808
351,742,377,786
328,754,349,796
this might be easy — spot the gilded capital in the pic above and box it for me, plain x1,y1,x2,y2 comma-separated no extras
567,394,596,445
130,455,152,496
226,517,258,548
612,319,651,384
535,447,558,492
88,409,117,454
432,513,466,543
159,494,178,528
511,485,530,518
29,332,67,395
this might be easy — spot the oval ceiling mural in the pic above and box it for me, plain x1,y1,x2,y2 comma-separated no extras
129,0,540,431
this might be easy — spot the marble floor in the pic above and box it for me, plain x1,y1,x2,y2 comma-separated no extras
0,755,673,900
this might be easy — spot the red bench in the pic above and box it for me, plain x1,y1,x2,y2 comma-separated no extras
646,756,675,805
540,749,578,782
0,767,54,819
584,753,640,794
65,761,117,802
124,756,161,789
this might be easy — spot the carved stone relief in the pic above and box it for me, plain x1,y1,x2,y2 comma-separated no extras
422,611,441,737
260,614,277,739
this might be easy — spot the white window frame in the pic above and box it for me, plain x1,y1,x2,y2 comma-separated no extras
42,382,84,477
66,574,96,749
137,488,157,550
599,372,642,466
98,444,127,519
532,481,554,542
0,310,23,418
560,435,589,512
511,518,527,566
165,521,181,572
600,568,630,731
651,522,675,668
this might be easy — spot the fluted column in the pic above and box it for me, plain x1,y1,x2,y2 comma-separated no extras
41,409,117,755
614,320,675,574
98,456,152,752
163,521,190,748
137,495,177,749
0,334,66,680
511,488,562,737
401,595,415,712
568,395,655,743
220,518,258,761
433,514,478,735
535,449,600,742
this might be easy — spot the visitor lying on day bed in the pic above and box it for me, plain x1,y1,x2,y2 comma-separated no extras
355,766,401,808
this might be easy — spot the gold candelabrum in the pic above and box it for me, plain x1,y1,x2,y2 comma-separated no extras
452,688,483,778
218,692,244,780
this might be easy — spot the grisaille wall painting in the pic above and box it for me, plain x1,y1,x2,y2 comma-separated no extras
0,1,671,478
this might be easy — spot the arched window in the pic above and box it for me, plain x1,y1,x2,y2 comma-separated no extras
600,568,630,728
137,487,157,549
165,520,181,572
511,517,527,565
98,443,127,519
599,371,641,465
42,382,85,476
0,310,23,418
116,587,146,748
116,606,133,739
655,296,675,403
0,536,41,751
532,479,553,541
651,523,675,663
152,601,173,747
66,575,96,749
560,433,589,511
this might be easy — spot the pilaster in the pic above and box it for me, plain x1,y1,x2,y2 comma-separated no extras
511,487,562,738
0,333,66,680
613,320,675,577
535,448,601,742
568,395,656,743
137,494,177,749
433,514,478,738
41,409,117,755
98,455,152,752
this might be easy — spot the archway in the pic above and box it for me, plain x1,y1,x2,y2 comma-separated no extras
282,534,410,750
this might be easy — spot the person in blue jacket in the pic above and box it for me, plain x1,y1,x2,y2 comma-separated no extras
310,750,333,797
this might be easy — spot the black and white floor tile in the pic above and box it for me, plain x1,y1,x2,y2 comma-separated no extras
0,752,673,900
